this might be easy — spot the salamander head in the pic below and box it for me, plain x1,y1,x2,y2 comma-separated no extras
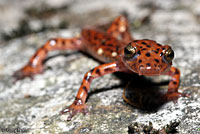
121,40,174,76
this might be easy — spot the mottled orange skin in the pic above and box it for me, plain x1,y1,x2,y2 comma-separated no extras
14,15,188,121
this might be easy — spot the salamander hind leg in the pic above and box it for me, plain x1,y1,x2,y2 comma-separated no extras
107,15,133,44
60,62,120,121
13,37,82,80
162,67,189,103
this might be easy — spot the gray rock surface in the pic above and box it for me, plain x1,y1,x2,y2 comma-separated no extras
0,0,200,133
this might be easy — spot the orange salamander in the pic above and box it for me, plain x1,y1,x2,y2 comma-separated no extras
14,15,188,121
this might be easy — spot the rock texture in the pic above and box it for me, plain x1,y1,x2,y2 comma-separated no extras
0,0,200,134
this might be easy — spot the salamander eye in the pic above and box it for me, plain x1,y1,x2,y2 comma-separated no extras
124,44,136,59
164,48,174,63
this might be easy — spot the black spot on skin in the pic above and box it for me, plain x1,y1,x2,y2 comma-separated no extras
94,36,98,40
83,86,88,94
104,68,113,72
32,53,38,59
173,81,177,85
175,69,179,75
140,46,143,48
87,32,91,37
154,59,159,63
147,45,151,48
122,33,126,38
43,48,48,54
115,46,119,52
106,48,113,52
72,40,77,45
146,53,151,57
157,43,162,46
101,40,106,45
84,75,89,81
107,44,113,47
156,48,160,51
114,22,119,26
95,69,101,75
137,50,141,55
146,63,151,66
62,40,65,45
41,46,45,49
90,69,94,73
106,38,111,42
141,42,147,45
162,48,165,50
84,72,92,82
75,97,81,101
134,40,138,42
81,81,84,85
142,48,147,51
138,59,142,63
153,50,159,54
41,46,48,53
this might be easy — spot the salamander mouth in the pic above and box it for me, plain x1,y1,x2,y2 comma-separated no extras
138,66,161,76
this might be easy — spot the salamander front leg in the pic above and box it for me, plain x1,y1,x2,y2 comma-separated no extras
13,37,82,80
60,62,120,121
162,67,189,103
